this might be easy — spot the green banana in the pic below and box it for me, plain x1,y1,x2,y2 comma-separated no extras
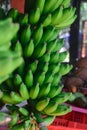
44,72,54,84
49,29,60,42
57,51,69,63
30,82,40,99
28,7,40,24
50,51,59,63
38,62,49,73
49,104,72,116
51,6,63,25
14,74,22,86
59,63,73,75
38,83,51,98
33,42,47,58
51,0,63,12
62,0,71,8
18,107,29,116
28,60,38,73
51,73,61,86
39,51,51,62
36,0,45,14
53,92,72,104
10,91,24,103
0,56,23,77
44,101,58,115
32,24,43,47
48,63,60,74
20,25,31,45
8,111,19,127
35,71,45,85
18,13,28,26
7,8,19,22
25,69,33,88
43,116,55,126
53,38,64,52
24,39,34,57
35,98,50,111
43,0,58,14
47,39,58,53
19,83,30,100
14,41,23,55
42,14,52,27
40,27,56,43
48,84,64,98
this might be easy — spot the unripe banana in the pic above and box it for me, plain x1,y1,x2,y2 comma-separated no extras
20,25,31,45
50,51,59,64
39,51,51,62
24,39,34,57
57,51,69,63
14,41,23,55
42,14,52,27
30,82,40,99
25,70,33,88
44,101,58,115
59,63,73,76
19,83,30,100
48,63,60,74
28,60,38,73
51,0,63,12
38,62,49,73
7,8,19,22
35,98,50,111
14,74,22,86
51,6,63,25
53,92,72,104
53,39,64,52
18,107,29,116
40,27,55,43
47,39,58,53
51,73,61,86
43,116,55,126
38,83,51,98
32,24,43,47
44,72,54,84
33,42,47,58
49,29,60,42
18,14,28,26
62,0,71,8
36,0,45,13
43,0,58,14
49,104,72,116
10,91,24,103
28,7,40,24
48,84,64,98
35,71,45,85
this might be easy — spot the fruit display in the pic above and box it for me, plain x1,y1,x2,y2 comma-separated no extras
0,0,77,129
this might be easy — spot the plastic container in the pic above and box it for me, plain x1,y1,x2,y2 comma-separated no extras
48,110,87,130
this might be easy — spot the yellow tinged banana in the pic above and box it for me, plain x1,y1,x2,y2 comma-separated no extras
35,98,50,111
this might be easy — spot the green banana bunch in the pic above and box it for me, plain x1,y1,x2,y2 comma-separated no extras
48,84,64,98
28,7,41,24
59,63,73,75
49,104,72,116
30,82,40,99
0,18,19,45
